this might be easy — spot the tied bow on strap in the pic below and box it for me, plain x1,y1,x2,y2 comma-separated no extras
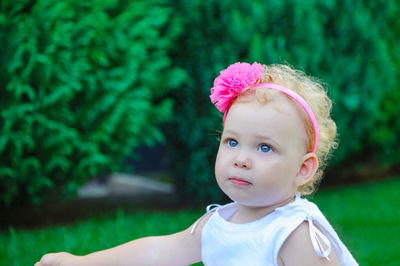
190,204,221,235
276,199,333,261
307,215,332,260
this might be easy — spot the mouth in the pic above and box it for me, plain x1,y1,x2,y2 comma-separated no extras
228,177,252,186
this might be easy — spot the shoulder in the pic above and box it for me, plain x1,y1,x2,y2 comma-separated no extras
278,221,340,266
179,211,213,247
161,212,212,265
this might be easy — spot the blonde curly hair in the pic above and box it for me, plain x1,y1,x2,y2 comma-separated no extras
234,64,337,195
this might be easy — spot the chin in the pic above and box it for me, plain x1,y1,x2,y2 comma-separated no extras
236,193,291,208
226,193,266,207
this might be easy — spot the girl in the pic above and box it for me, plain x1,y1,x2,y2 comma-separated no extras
36,62,358,265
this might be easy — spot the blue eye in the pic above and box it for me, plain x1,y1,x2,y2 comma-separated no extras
258,144,272,153
228,139,238,147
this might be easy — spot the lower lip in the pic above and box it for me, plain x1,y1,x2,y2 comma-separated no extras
229,178,252,186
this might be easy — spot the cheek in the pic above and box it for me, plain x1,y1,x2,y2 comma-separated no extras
214,147,225,176
256,159,291,183
215,146,234,178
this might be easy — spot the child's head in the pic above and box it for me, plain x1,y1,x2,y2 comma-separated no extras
210,62,337,201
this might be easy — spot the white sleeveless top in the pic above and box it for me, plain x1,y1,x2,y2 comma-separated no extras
199,194,358,266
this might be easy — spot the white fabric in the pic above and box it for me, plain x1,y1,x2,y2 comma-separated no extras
200,194,358,266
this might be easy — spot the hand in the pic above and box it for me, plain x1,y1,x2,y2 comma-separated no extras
35,252,83,266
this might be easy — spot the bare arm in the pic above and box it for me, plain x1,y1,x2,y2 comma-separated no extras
278,221,340,266
35,214,211,266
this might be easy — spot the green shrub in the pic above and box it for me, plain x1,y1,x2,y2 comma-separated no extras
0,0,186,207
168,0,396,203
367,1,400,165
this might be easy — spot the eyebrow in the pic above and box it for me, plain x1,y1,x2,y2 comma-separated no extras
254,134,281,148
222,129,237,136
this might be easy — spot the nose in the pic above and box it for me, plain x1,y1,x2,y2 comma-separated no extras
233,154,252,169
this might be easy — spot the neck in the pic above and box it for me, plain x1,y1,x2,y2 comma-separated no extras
230,194,297,224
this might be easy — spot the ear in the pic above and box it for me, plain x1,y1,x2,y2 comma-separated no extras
294,153,319,186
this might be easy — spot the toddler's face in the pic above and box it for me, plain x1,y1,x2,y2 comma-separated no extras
215,95,309,207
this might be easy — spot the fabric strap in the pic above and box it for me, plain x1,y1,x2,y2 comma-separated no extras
307,215,332,260
190,204,221,234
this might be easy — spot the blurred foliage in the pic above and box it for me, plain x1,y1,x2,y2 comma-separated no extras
167,0,399,203
367,1,400,165
0,0,186,207
1,0,399,206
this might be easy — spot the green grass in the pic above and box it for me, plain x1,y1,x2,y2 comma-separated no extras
1,177,399,265
312,177,400,265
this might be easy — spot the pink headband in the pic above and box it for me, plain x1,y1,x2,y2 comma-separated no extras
210,62,319,153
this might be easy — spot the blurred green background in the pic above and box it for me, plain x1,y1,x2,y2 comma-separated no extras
1,0,399,264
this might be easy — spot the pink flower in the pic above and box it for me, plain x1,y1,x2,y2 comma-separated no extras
210,62,264,113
